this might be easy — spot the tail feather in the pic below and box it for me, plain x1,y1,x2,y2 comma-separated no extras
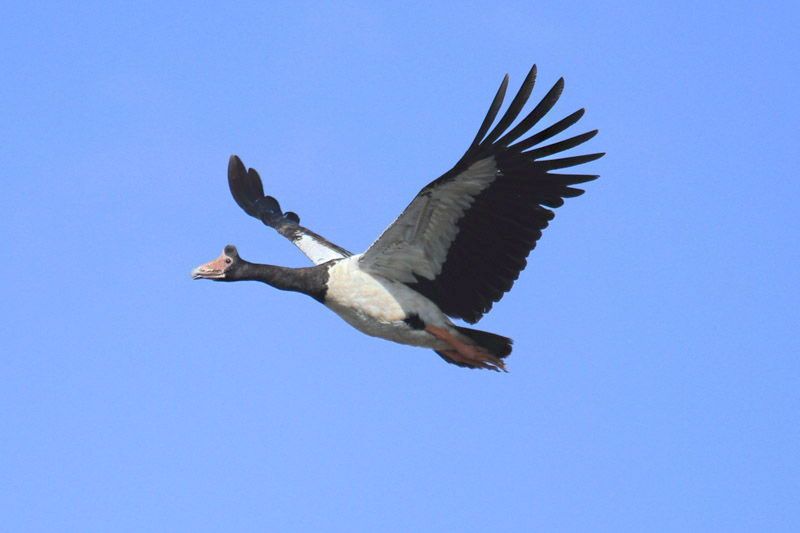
435,350,474,369
453,326,513,358
434,326,513,370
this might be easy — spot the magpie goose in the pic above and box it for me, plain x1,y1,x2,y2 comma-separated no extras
192,65,603,371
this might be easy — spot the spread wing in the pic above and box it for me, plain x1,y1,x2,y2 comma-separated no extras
228,155,352,264
359,65,603,323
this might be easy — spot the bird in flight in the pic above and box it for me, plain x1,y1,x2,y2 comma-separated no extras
192,65,603,371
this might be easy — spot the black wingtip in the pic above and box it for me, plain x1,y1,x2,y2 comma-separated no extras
228,155,246,180
253,195,281,214
228,154,259,217
465,73,509,154
227,155,300,225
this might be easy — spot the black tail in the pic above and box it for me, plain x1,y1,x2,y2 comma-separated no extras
435,326,513,369
454,326,513,357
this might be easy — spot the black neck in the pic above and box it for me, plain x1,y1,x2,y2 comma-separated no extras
235,261,329,302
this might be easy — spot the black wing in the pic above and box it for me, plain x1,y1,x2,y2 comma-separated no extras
228,155,352,264
359,65,602,323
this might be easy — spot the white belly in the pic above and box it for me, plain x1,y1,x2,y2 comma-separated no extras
324,256,452,349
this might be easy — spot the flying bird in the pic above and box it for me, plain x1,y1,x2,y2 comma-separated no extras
192,65,602,371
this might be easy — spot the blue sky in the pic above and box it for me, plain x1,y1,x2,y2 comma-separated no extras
2,1,799,531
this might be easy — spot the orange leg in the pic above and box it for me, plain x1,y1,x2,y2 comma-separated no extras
425,325,507,372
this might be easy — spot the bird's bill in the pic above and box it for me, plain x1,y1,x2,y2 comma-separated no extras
191,253,228,280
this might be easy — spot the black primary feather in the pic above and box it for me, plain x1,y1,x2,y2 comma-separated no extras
228,154,352,260
405,66,603,323
228,155,300,226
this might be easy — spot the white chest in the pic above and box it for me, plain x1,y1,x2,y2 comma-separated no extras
323,256,449,348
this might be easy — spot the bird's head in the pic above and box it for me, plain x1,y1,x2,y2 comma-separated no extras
191,245,243,281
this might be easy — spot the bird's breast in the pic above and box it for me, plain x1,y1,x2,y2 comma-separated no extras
325,256,408,323
322,256,448,346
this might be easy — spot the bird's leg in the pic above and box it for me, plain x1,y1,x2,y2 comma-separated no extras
425,325,507,372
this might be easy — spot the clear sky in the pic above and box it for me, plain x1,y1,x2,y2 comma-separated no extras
2,1,799,531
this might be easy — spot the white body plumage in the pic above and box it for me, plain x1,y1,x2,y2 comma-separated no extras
323,255,453,350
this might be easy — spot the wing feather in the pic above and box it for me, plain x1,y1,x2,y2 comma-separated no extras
359,67,603,322
465,75,509,155
228,155,351,264
481,65,537,146
510,108,585,152
495,77,564,148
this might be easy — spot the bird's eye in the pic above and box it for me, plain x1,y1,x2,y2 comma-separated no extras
225,258,232,264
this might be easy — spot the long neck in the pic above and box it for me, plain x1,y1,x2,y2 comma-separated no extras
235,261,329,302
